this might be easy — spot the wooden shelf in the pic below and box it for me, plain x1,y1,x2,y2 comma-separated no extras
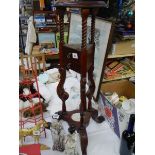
102,73,135,82
32,50,59,60
107,53,135,58
33,10,55,14
35,25,57,28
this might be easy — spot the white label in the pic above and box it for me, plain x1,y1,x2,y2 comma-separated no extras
19,153,28,155
33,130,40,136
72,53,78,59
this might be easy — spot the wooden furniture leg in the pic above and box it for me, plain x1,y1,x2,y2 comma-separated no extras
87,65,95,110
57,67,69,114
56,8,69,114
78,9,90,155
87,8,96,110
79,127,88,155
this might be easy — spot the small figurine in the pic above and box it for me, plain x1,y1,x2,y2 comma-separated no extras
64,125,79,155
19,119,48,145
50,119,65,152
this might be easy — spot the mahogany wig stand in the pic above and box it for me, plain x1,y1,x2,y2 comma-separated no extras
54,2,106,155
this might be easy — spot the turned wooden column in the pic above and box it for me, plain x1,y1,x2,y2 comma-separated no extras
58,7,65,66
56,8,69,114
80,8,90,128
87,8,97,110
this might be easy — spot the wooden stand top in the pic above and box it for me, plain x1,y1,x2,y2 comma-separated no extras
54,1,107,8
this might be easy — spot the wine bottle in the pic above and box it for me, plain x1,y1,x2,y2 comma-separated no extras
120,114,135,155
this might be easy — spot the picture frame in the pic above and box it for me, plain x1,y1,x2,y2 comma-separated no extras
69,13,114,101
38,32,56,47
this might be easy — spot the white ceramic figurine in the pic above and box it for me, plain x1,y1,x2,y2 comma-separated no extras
64,128,79,155
50,119,65,152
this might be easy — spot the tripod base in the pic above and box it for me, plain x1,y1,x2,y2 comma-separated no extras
57,108,105,155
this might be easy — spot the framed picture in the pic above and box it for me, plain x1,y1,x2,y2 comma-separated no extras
38,32,56,47
69,13,113,100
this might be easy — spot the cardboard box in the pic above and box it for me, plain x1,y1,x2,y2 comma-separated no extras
98,80,135,138
111,40,135,55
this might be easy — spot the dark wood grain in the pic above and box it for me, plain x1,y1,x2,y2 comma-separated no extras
55,3,105,155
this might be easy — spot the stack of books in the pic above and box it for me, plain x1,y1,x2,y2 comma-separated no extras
103,58,135,81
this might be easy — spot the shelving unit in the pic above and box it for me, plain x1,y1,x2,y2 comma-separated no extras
31,2,71,64
107,53,135,58
103,39,135,83
19,0,70,55
32,6,70,48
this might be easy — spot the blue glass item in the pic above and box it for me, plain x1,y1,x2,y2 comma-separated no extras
117,0,123,18
127,114,135,134
120,114,135,155
127,10,134,17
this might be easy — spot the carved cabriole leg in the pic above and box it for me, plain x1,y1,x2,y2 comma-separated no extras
87,65,95,110
57,8,69,114
86,9,96,110
57,67,69,113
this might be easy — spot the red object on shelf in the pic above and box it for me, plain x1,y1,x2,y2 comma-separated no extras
19,144,41,155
